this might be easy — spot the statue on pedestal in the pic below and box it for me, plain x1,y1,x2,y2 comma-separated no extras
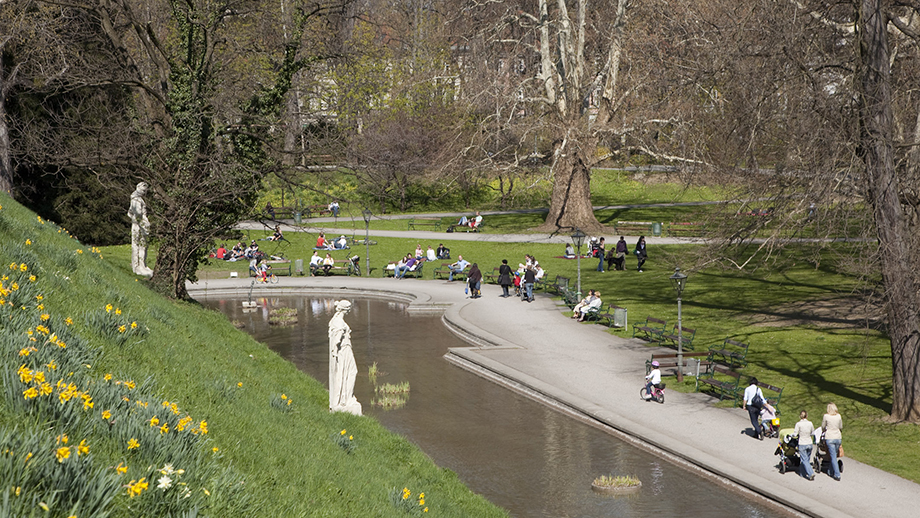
128,182,154,277
328,300,362,415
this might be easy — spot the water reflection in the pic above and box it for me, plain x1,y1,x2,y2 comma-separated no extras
206,296,780,518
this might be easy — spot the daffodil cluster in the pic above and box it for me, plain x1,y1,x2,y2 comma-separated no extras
390,486,430,514
0,256,232,517
331,428,357,454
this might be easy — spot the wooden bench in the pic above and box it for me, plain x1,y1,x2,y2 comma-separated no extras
646,351,711,376
632,316,667,342
753,379,784,407
707,338,750,369
666,222,705,237
382,261,424,279
249,260,292,277
562,288,580,308
407,218,442,231
266,206,295,220
696,365,742,403
305,204,332,217
434,263,467,281
314,259,357,276
614,221,652,235
579,302,606,322
546,275,570,294
483,268,501,284
659,325,697,350
597,304,627,329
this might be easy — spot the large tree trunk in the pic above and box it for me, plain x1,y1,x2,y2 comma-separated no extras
538,139,603,233
0,54,12,194
859,0,920,422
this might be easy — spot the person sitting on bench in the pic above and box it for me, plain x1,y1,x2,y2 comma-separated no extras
396,254,419,279
309,251,322,276
575,291,602,321
322,253,335,276
448,255,470,281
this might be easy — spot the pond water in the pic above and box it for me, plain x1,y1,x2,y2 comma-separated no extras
204,295,782,518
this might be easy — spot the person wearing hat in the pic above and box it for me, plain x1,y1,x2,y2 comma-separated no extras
644,361,661,400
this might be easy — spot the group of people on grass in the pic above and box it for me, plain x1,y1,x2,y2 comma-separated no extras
315,232,349,250
574,235,646,272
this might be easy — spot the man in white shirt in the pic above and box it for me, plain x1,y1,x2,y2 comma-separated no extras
448,255,470,281
742,378,766,440
309,251,322,276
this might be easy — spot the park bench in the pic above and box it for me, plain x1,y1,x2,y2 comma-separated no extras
249,259,291,277
561,288,581,308
434,262,467,281
534,272,550,291
546,275,570,294
596,304,627,329
407,218,442,231
707,338,751,369
265,206,295,220
632,316,668,342
483,268,501,284
696,364,743,403
658,325,697,350
614,221,653,235
382,261,424,279
305,204,332,217
646,351,711,376
666,222,705,237
313,259,358,276
578,302,606,322
751,378,784,408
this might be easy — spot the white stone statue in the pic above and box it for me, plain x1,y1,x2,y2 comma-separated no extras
128,181,154,277
328,300,362,415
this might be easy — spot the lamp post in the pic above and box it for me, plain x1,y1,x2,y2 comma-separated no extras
669,267,688,382
571,228,586,297
362,209,372,276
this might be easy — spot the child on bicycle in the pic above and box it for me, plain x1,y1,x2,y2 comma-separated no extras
257,260,271,282
645,361,662,397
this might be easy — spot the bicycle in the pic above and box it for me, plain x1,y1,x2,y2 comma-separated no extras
640,382,666,404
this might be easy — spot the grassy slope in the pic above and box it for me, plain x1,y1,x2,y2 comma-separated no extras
0,194,505,517
184,225,920,484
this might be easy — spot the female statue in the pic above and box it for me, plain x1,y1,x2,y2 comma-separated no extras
127,182,154,277
328,300,362,415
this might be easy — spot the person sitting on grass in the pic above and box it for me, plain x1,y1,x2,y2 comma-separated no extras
426,245,437,262
269,225,284,241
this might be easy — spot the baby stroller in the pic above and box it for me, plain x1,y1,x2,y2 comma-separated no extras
812,431,844,476
774,428,800,474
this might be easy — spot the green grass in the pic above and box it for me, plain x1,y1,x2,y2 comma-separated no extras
186,230,920,483
0,194,506,517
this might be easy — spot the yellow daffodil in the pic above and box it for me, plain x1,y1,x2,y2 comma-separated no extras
340,429,347,436
105,304,113,312
25,239,31,245
159,423,169,435
125,380,135,390
39,383,52,396
212,447,219,453
149,416,159,427
40,313,50,321
17,365,33,383
115,462,128,474
127,477,148,498
33,371,45,383
22,387,38,400
29,275,36,282
115,308,121,315
131,321,137,329
118,325,126,333
35,294,43,301
55,446,71,463
19,263,27,272
102,410,112,420
77,439,89,456
127,438,139,450
103,373,112,381
237,382,242,387
402,487,411,500
65,317,73,325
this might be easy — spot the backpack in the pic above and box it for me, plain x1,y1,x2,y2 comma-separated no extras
751,391,764,409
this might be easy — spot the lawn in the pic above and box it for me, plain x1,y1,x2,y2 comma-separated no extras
0,195,506,518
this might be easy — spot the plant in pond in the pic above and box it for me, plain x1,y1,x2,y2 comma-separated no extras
270,393,293,412
591,475,642,494
389,486,428,515
374,382,410,410
368,362,380,385
268,307,298,326
331,429,356,454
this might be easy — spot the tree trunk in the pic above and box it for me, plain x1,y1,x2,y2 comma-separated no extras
0,54,12,194
538,141,603,233
859,0,920,422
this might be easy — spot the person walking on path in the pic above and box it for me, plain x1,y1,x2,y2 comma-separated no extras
635,236,648,272
612,236,628,270
497,259,514,297
742,378,766,440
794,411,817,480
822,402,844,480
595,237,606,272
467,263,482,298
522,265,536,302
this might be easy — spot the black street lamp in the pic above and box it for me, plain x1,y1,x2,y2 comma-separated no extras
362,209,372,276
669,267,689,382
571,228,586,297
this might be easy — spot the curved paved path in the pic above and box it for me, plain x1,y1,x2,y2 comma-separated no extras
188,275,919,518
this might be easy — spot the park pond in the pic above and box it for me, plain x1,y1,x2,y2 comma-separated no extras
203,295,784,518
